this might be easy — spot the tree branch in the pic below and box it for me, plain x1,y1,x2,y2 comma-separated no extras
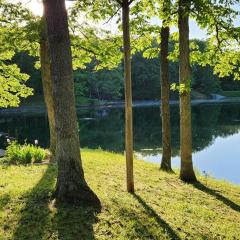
115,0,123,6
104,6,121,24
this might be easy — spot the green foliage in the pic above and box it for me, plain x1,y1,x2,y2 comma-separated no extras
87,68,123,100
0,0,123,107
0,62,33,108
70,24,122,71
132,52,160,99
12,52,42,94
5,141,23,164
10,39,235,101
0,1,35,108
1,0,239,105
191,64,221,95
5,141,46,165
74,63,123,100
170,80,191,94
190,0,240,82
0,26,33,107
33,147,46,163
74,72,88,97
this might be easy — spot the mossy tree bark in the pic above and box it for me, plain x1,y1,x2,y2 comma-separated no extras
40,16,56,159
160,15,172,171
178,0,197,182
43,0,100,204
122,0,134,193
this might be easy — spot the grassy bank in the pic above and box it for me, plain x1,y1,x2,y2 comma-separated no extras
0,149,240,239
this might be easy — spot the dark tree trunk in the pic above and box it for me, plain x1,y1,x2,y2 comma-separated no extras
160,20,172,171
40,16,56,160
122,0,134,193
43,0,100,204
178,0,197,182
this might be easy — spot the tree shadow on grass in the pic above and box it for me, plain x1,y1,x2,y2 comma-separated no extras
13,164,56,240
0,193,10,211
13,164,101,240
193,182,240,212
132,193,181,240
55,201,101,240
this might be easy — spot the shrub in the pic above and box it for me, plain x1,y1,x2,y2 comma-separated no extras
21,145,33,164
5,141,22,164
32,147,46,163
5,141,46,165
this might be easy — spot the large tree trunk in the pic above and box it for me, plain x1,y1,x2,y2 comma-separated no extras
43,0,100,204
160,21,172,171
178,0,197,182
40,16,56,159
122,0,134,193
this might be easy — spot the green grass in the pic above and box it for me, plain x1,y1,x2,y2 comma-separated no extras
0,149,240,239
222,91,240,97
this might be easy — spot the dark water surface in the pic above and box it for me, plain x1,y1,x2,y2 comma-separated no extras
0,103,240,184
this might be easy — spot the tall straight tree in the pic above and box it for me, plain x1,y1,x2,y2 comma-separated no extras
178,0,196,182
121,0,134,193
40,16,56,158
43,0,100,204
160,0,172,171
76,0,135,192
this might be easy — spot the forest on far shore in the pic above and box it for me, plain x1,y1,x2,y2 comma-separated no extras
14,40,240,102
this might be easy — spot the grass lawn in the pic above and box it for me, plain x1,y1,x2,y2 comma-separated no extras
0,149,240,239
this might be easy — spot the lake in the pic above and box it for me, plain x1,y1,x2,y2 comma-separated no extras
0,102,240,184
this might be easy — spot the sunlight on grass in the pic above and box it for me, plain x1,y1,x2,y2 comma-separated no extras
0,149,240,239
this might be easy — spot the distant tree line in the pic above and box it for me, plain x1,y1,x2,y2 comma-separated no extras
12,41,240,101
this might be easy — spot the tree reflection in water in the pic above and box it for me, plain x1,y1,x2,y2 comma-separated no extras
0,103,240,166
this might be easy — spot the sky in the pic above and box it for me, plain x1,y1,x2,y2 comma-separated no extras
11,0,73,15
12,0,207,39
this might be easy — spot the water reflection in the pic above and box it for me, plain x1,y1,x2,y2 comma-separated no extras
0,103,240,183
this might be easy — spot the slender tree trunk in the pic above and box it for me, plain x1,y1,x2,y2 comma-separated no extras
122,0,134,193
178,0,197,182
40,16,56,159
160,19,172,171
43,0,100,204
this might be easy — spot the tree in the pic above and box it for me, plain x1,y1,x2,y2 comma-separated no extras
0,0,56,153
74,0,135,192
129,0,173,170
40,16,56,157
192,0,240,82
121,0,134,192
0,0,121,158
178,0,196,182
160,0,172,171
43,0,100,204
75,64,123,100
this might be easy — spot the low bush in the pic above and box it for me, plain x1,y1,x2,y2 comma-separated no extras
5,141,22,164
5,141,47,165
32,147,46,163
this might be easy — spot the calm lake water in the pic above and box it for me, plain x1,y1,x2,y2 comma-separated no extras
0,103,240,184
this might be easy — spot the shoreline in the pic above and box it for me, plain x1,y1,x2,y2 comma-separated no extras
1,97,240,114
